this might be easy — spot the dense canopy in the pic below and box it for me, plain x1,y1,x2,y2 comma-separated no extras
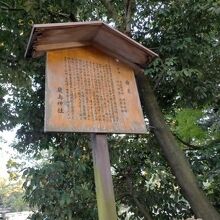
0,0,220,219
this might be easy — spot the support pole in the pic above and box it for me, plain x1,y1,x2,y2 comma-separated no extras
90,134,117,220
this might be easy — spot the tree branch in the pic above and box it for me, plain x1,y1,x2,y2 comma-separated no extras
133,196,153,220
0,6,25,11
124,175,154,220
47,9,77,22
0,1,25,11
135,73,220,219
124,0,135,36
100,0,118,21
0,1,10,7
173,134,203,150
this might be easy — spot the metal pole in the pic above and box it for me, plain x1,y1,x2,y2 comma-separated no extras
90,134,117,220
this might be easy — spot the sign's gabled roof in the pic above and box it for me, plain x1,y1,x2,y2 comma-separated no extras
25,21,158,70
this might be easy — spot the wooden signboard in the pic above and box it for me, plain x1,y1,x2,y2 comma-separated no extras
45,46,146,133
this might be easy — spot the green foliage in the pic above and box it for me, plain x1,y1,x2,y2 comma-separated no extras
23,139,97,220
0,87,14,131
6,159,22,181
187,140,220,210
0,177,29,212
175,108,206,141
110,135,192,219
0,0,220,219
139,0,220,110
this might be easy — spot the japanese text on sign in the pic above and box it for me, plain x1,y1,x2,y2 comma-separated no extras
45,47,146,134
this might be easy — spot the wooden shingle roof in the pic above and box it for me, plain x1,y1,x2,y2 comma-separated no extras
25,21,158,70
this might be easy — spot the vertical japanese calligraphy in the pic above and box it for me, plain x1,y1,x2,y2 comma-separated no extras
45,47,146,133
57,87,64,113
64,58,119,122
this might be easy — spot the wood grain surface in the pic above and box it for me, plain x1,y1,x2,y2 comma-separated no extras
45,46,146,134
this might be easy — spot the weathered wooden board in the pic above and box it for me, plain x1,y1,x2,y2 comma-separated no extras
25,21,158,69
91,134,117,220
45,46,147,133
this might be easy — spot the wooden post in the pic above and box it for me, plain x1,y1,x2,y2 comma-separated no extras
91,134,117,220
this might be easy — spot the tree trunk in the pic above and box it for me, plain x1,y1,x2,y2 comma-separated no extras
136,73,220,220
99,1,220,219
